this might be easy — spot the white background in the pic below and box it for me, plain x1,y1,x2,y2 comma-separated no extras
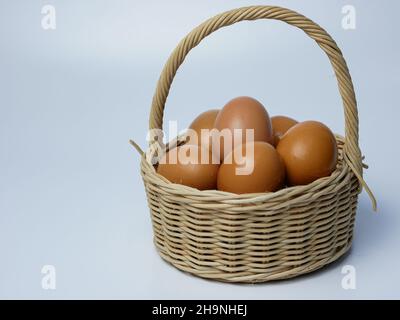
0,0,398,299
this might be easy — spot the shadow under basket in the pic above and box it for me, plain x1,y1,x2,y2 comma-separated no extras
135,5,376,283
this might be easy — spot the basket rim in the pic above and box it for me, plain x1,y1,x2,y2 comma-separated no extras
140,136,358,205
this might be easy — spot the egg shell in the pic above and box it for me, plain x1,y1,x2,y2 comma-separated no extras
213,97,273,161
188,109,219,150
217,141,285,194
157,144,219,190
276,120,338,186
271,115,298,146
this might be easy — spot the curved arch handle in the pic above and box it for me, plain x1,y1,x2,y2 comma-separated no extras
147,5,375,209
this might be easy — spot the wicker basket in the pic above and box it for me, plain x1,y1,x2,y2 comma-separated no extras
133,5,376,283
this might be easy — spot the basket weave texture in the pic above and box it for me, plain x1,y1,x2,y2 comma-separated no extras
138,5,374,283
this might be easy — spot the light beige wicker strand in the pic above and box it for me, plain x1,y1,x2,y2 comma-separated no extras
135,5,376,283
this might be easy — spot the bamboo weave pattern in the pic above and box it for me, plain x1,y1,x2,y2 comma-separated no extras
140,6,368,282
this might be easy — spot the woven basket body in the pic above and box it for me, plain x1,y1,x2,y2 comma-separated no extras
140,6,366,283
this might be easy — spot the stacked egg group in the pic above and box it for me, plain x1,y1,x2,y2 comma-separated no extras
156,96,338,194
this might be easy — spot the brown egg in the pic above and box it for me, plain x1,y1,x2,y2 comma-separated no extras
271,115,298,146
157,144,219,190
276,121,338,186
217,141,285,194
188,109,219,150
213,96,273,161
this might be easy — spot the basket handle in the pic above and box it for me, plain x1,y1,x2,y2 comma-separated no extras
148,5,376,210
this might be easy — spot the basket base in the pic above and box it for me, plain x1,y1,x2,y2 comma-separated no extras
154,239,353,284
